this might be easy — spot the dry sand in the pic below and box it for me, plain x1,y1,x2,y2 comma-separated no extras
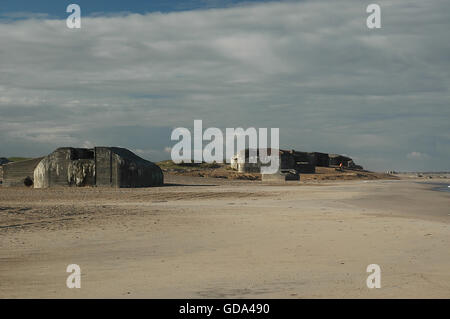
0,175,449,298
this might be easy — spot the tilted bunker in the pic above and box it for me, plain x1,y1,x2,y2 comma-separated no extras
3,147,163,188
2,157,44,187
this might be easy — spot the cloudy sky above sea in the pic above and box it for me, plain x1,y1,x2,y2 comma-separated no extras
0,0,449,171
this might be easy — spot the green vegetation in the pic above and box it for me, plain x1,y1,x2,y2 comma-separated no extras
7,157,32,162
157,160,222,170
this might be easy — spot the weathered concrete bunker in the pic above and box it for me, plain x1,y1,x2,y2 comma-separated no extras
2,157,44,187
3,147,163,188
230,148,363,175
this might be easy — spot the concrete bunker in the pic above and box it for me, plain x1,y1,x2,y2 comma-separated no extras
230,148,316,174
2,157,44,187
329,154,352,167
3,147,163,188
230,148,363,175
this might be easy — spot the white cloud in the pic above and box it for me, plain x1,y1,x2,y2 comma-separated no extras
82,140,94,148
406,152,430,160
0,0,449,170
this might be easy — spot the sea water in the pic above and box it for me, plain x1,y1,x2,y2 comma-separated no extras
432,183,450,193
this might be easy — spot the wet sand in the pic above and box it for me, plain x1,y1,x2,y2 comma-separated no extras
1,176,449,298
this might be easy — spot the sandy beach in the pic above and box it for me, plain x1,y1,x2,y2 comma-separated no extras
1,175,449,298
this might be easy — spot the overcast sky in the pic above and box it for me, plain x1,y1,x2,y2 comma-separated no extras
0,0,449,171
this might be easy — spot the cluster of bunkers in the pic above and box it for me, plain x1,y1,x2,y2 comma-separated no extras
0,147,362,188
231,149,362,174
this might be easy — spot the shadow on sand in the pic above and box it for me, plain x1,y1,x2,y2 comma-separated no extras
161,183,218,187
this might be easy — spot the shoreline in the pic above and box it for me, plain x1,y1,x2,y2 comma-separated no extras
420,181,450,193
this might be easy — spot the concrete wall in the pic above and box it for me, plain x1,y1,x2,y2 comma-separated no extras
3,158,44,187
295,162,315,173
280,152,295,170
67,160,95,186
232,149,261,173
329,154,352,167
34,148,95,188
309,152,329,167
94,147,113,187
232,148,282,173
232,149,317,174
287,151,316,173
111,147,163,187
4,147,163,188
262,170,299,182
